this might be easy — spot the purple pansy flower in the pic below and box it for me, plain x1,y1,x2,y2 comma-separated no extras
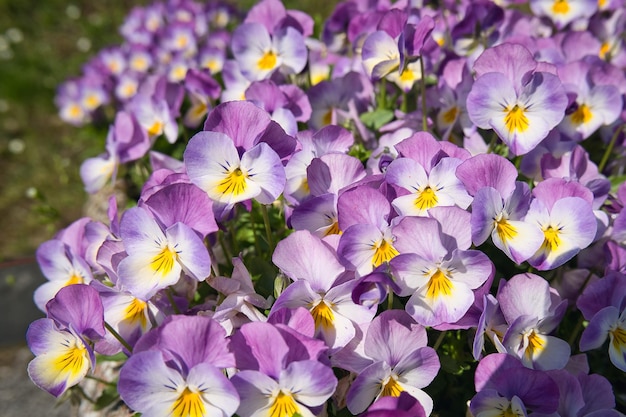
27,285,105,397
466,43,568,155
344,310,440,415
118,315,239,417
470,353,559,416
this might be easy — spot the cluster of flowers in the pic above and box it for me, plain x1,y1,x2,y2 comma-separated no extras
31,0,626,415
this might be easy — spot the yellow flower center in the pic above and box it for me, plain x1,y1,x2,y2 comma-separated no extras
502,405,521,417
494,216,517,243
610,326,626,351
310,300,334,331
322,109,333,126
131,57,148,71
68,104,83,119
53,341,89,379
441,106,459,125
525,330,545,360
124,298,148,328
65,273,84,287
258,50,278,71
552,0,570,14
426,269,454,300
151,246,178,275
148,120,164,136
414,186,438,211
571,103,593,125
599,42,611,60
171,387,206,417
217,167,248,196
324,220,341,237
540,225,561,253
399,68,415,82
372,239,399,267
269,391,300,417
381,376,403,398
504,104,529,134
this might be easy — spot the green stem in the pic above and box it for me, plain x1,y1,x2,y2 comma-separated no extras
419,57,428,132
387,290,394,311
260,204,275,253
598,124,624,172
379,78,388,109
250,205,263,256
84,375,117,387
217,230,233,264
486,132,498,154
104,322,133,354
433,330,447,351
401,91,408,114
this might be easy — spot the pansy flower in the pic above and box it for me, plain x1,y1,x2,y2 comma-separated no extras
231,22,307,81
470,353,559,416
390,214,494,327
271,230,376,350
230,319,336,417
525,178,597,270
344,310,440,415
578,272,626,372
184,130,286,218
497,273,570,370
118,315,240,417
27,285,105,397
466,43,568,155
116,206,213,300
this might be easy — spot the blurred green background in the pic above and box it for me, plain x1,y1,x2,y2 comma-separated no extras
0,0,336,262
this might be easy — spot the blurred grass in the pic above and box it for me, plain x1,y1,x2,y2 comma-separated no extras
0,1,146,261
0,0,336,261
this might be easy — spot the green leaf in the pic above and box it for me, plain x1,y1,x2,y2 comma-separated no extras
360,108,394,130
610,174,626,193
94,386,120,411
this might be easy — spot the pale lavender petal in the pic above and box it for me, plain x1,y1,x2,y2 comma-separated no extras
273,26,307,74
578,373,616,415
467,72,517,131
241,142,286,204
347,361,391,414
281,360,337,407
307,154,366,196
394,132,443,173
272,230,344,292
364,310,428,366
392,216,447,261
46,284,105,340
579,306,618,351
230,321,289,379
469,187,503,246
165,222,212,281
156,315,235,371
405,279,474,327
144,183,218,238
395,347,440,389
337,186,392,230
428,206,472,251
455,153,518,198
118,350,182,414
362,31,400,80
532,177,594,210
230,370,275,417
186,362,240,417
473,43,537,91
497,273,552,324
